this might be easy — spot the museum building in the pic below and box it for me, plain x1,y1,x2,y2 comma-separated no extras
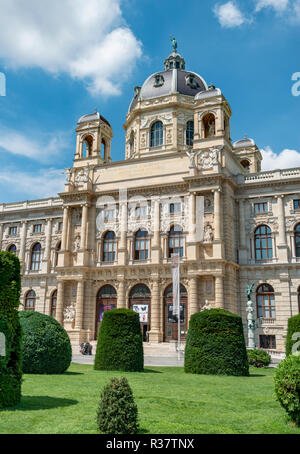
0,46,300,353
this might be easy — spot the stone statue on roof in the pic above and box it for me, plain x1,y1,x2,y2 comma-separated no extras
170,35,177,53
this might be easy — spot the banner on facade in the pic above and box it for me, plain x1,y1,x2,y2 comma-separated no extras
132,304,149,323
171,253,180,316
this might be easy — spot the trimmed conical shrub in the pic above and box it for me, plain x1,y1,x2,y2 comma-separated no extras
0,251,22,407
286,313,300,356
19,311,71,374
94,308,143,372
184,309,249,376
97,376,139,434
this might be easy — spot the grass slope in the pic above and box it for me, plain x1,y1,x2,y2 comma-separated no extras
0,364,299,434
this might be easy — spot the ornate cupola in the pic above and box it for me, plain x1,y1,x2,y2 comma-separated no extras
74,110,113,168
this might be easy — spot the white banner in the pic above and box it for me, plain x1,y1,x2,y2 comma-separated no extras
132,304,149,323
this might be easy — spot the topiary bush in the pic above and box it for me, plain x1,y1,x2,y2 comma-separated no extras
184,309,249,376
0,251,22,407
97,376,139,434
274,354,300,426
19,311,71,374
247,349,271,368
286,313,300,357
94,308,143,372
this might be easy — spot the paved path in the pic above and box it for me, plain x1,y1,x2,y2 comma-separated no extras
72,354,184,367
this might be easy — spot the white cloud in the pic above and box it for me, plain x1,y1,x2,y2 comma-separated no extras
0,126,69,163
0,0,142,96
261,146,300,170
213,1,248,27
255,0,289,13
0,167,65,201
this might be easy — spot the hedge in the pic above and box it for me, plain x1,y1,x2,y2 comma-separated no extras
274,354,300,426
247,349,271,368
0,251,22,407
94,308,143,372
184,309,249,376
286,313,300,357
97,376,139,434
19,311,71,374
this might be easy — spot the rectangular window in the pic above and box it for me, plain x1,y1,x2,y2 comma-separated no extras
135,206,148,219
104,209,115,221
33,224,42,233
293,199,300,210
259,335,276,349
170,203,181,214
9,226,17,235
58,222,63,231
254,202,268,214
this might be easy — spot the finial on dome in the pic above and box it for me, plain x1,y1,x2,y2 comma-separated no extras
170,35,178,53
244,133,247,140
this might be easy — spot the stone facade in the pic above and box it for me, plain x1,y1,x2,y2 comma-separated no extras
0,49,299,353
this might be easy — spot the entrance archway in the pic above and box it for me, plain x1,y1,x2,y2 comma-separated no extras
95,285,117,338
163,284,188,341
129,284,151,342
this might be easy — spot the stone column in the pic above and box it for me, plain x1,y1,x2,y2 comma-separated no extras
20,221,28,269
44,218,52,273
118,202,128,265
238,199,247,264
0,223,3,249
61,207,69,251
215,276,224,309
80,204,89,250
152,199,161,263
189,277,198,317
56,281,64,325
117,280,126,308
188,192,196,241
75,280,85,330
214,189,222,241
149,279,161,342
277,195,288,262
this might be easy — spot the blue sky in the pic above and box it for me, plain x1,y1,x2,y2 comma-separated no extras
0,0,300,203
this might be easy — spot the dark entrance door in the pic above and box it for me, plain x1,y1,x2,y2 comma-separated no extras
129,284,151,342
95,285,117,339
164,284,187,342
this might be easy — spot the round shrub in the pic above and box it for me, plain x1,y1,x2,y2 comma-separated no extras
19,311,71,374
97,376,139,434
94,308,143,372
247,349,271,368
274,354,300,426
184,309,249,376
0,251,22,408
286,313,300,357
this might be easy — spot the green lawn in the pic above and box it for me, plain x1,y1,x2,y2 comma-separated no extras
0,364,299,434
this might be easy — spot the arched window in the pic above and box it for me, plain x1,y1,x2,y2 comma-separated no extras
96,285,117,336
168,226,184,258
103,231,116,262
295,223,300,258
51,290,57,317
254,225,273,261
83,135,93,157
129,284,151,299
186,120,194,146
150,121,163,147
203,113,215,138
241,160,250,172
256,284,275,319
135,230,149,260
55,241,61,267
101,139,106,159
8,244,17,254
31,243,42,271
25,290,36,311
129,132,135,156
